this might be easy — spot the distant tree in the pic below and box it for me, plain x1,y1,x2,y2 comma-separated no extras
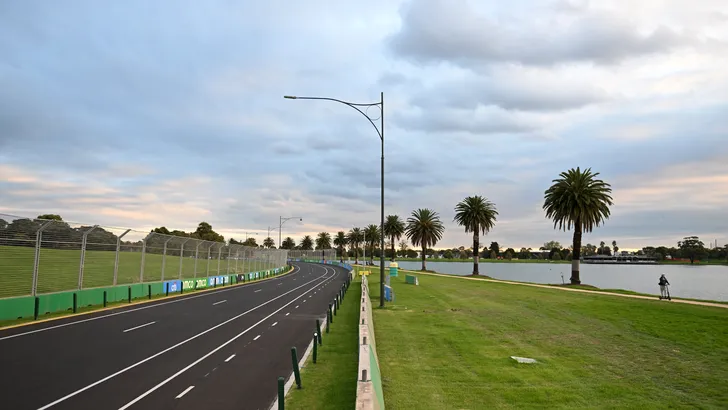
442,249,452,259
315,232,332,253
453,195,498,276
612,240,618,255
405,249,418,258
281,237,296,250
489,242,500,257
505,248,515,257
553,251,562,261
152,226,171,235
334,231,347,262
678,236,706,264
242,237,258,247
384,215,406,262
299,235,314,250
405,208,445,271
347,228,364,264
582,243,597,256
228,238,242,245
37,214,63,221
541,240,562,251
193,222,224,242
543,167,613,284
504,250,513,260
398,241,409,256
263,237,275,248
490,250,497,259
518,247,532,259
364,224,380,264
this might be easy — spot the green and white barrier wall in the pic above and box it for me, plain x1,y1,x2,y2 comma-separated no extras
0,266,289,322
356,275,385,410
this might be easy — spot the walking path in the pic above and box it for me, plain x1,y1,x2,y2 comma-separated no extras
397,268,728,309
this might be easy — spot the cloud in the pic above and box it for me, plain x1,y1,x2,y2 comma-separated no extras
388,0,706,67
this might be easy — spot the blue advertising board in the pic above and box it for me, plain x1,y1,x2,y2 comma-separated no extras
207,275,226,287
164,280,182,293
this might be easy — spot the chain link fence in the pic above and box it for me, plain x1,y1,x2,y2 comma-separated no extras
287,249,337,260
0,213,288,298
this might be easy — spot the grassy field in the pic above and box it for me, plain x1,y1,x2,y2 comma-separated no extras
286,275,362,410
369,269,728,409
0,245,280,298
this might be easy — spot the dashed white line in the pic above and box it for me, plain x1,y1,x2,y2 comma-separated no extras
225,354,236,362
303,299,307,303
122,321,156,333
285,312,290,316
176,386,194,399
295,305,299,309
212,300,227,306
253,335,261,341
272,322,278,327
254,289,262,293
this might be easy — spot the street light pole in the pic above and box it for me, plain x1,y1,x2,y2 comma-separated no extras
284,93,386,308
279,216,302,249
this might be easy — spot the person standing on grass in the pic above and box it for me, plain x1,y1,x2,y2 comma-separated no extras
659,274,671,300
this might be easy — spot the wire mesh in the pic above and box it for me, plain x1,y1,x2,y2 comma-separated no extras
287,249,337,260
0,213,289,298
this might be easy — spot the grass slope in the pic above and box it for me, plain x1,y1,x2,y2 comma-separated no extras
370,271,728,409
0,245,279,298
286,276,362,410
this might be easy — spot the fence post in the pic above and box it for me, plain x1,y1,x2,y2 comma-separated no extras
78,225,98,290
206,243,212,278
193,241,202,279
277,376,285,410
316,319,322,345
114,229,131,287
31,221,54,296
313,333,318,363
226,246,232,274
179,238,191,280
217,244,223,275
160,236,172,282
234,246,239,273
291,347,301,389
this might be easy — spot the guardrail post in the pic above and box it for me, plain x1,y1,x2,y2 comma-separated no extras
316,319,322,345
277,376,285,410
128,286,132,303
291,347,301,389
114,229,131,287
34,297,40,320
72,292,77,313
78,225,98,290
31,221,54,296
329,303,333,324
148,284,152,299
103,290,107,307
361,369,367,382
313,333,318,364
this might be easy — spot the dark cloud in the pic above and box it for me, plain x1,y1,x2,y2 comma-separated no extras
389,0,695,67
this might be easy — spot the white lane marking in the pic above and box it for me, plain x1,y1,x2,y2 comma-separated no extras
117,267,340,410
36,267,334,410
303,299,307,303
122,321,156,333
225,354,236,362
254,289,262,293
295,305,299,309
0,265,302,342
253,335,261,341
285,312,290,316
212,300,227,306
272,322,278,327
176,386,194,399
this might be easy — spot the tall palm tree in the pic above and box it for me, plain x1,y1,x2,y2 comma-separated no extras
347,228,363,264
315,232,332,260
612,240,619,256
383,215,405,262
599,240,606,255
334,231,347,262
282,237,296,250
543,167,613,284
263,237,275,248
453,195,498,275
364,224,380,265
405,208,445,271
300,235,314,251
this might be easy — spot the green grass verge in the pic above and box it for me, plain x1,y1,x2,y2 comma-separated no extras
0,245,280,298
286,276,362,410
370,270,728,409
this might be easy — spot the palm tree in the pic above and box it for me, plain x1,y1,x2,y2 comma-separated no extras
300,235,314,251
263,237,275,248
405,208,445,271
543,167,613,284
347,228,363,264
315,232,332,260
334,231,347,262
281,237,296,250
364,224,380,265
383,215,405,262
453,195,498,275
612,240,619,256
599,240,606,255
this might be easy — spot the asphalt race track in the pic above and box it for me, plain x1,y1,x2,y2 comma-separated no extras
0,261,349,410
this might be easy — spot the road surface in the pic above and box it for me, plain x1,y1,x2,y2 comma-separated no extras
0,261,349,410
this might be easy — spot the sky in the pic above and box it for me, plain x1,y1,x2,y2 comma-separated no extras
1,0,727,250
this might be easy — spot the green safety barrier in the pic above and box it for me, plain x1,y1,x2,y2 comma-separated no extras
405,274,419,285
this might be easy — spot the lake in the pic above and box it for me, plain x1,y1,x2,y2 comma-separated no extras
360,260,728,302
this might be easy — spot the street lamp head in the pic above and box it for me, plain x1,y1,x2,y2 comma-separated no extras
283,95,297,99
